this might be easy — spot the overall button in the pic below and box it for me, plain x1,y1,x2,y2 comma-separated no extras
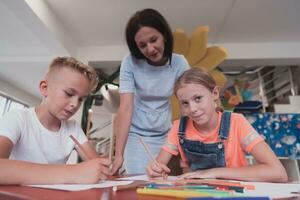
180,139,184,144
218,143,223,149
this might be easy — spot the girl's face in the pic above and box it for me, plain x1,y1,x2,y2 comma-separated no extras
176,83,219,128
134,26,166,65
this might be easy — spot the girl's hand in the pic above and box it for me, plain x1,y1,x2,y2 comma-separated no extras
71,158,111,183
146,160,170,178
178,168,217,179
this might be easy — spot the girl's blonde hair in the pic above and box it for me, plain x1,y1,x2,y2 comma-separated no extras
174,68,223,111
48,57,99,91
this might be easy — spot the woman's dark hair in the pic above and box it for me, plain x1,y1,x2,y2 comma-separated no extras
125,8,173,62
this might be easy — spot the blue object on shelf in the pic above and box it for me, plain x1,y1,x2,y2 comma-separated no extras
234,101,262,113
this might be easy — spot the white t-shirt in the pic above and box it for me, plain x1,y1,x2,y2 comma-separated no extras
0,108,88,164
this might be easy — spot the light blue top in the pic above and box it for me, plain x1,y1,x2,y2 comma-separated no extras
119,53,189,137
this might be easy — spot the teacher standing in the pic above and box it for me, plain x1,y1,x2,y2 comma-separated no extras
111,8,189,174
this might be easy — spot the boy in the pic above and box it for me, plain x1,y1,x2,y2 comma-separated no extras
0,57,110,185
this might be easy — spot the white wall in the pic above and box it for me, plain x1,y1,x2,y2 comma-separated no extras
76,45,128,64
0,79,40,106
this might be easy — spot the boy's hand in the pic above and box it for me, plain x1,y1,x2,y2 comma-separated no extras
109,155,124,175
72,158,111,183
146,160,170,178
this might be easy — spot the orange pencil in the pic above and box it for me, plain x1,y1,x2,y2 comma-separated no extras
112,180,147,192
70,134,91,160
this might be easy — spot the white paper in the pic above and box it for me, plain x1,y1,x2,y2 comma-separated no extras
117,174,177,181
240,181,300,198
26,180,133,191
26,176,300,198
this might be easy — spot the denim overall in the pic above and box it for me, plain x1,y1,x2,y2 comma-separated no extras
178,112,231,171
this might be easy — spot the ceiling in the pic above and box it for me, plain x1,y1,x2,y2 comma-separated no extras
1,0,300,103
45,0,300,45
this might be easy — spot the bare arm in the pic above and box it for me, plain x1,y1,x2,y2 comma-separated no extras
146,149,173,177
0,158,111,185
180,142,288,182
0,136,110,185
110,93,134,174
0,136,13,158
215,142,288,182
77,141,99,161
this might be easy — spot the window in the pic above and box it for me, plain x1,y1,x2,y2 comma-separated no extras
0,93,28,117
9,101,26,111
0,96,7,116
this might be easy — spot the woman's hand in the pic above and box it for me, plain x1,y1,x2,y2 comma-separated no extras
146,160,170,178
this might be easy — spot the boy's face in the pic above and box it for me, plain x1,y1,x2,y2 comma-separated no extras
40,67,92,121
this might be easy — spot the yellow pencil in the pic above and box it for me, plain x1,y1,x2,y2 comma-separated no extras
137,188,209,198
70,134,91,160
138,137,167,179
137,188,235,198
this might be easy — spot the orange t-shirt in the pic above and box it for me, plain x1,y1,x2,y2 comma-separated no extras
162,112,264,168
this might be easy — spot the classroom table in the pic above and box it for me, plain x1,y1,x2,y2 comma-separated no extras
1,178,300,200
0,185,175,200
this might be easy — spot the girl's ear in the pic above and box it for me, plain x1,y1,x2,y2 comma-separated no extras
212,86,220,101
39,80,48,97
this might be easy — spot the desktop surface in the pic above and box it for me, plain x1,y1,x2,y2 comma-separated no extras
0,185,177,200
1,177,300,200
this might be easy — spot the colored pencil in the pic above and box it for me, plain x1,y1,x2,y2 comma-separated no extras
112,180,147,192
138,137,167,179
136,188,236,198
70,134,91,160
187,197,270,200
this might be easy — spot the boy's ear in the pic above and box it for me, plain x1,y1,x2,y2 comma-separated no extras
39,80,48,97
212,86,220,101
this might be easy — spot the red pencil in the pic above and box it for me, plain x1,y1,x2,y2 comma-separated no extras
70,134,91,160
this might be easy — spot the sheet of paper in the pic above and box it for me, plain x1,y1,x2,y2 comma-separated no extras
26,180,133,191
117,174,177,181
241,181,300,198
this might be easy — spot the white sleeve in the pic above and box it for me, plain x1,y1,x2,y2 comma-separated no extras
0,110,23,145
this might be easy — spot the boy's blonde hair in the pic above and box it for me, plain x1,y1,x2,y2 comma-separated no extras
174,67,223,111
48,57,99,91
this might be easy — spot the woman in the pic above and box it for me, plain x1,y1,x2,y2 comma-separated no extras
110,8,189,174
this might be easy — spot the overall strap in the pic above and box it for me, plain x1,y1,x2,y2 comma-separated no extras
178,116,188,136
218,111,231,140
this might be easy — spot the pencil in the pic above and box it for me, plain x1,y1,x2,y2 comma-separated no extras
108,114,116,173
138,137,167,179
112,180,147,192
70,134,91,160
136,188,235,198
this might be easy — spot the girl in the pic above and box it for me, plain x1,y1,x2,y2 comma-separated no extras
110,8,189,174
147,68,288,182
